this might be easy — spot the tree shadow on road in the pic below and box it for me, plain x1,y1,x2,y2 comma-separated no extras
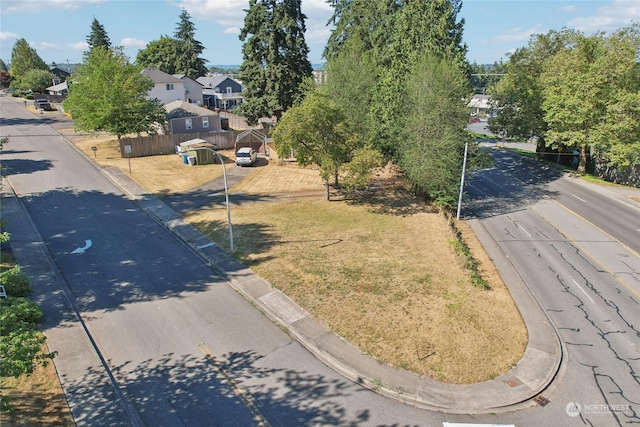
62,349,372,426
463,148,564,219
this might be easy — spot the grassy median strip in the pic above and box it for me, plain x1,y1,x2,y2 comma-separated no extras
184,167,527,384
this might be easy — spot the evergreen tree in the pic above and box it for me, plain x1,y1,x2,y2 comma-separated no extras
174,9,208,79
0,59,8,72
371,0,468,158
9,38,48,86
239,0,313,125
86,17,112,55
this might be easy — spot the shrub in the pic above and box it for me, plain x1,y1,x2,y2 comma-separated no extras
0,297,43,334
0,267,32,297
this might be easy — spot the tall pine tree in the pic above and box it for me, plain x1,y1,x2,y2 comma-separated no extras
174,9,208,80
86,18,112,56
239,0,312,125
9,38,48,87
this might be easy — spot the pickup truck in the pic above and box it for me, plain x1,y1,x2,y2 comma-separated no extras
34,98,53,111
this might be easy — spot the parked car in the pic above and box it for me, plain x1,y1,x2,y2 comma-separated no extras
469,116,481,123
235,147,257,166
34,99,53,111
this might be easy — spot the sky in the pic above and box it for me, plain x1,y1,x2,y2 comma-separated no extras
1,0,638,68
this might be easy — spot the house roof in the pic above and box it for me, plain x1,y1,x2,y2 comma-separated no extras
467,94,492,109
141,68,183,84
164,100,218,119
173,74,203,86
197,75,241,90
47,81,68,92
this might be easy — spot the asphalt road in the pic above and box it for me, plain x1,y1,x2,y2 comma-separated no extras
2,94,639,426
464,148,640,426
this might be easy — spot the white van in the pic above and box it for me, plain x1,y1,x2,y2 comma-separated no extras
235,147,257,166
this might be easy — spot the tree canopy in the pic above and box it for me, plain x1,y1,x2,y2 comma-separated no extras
173,9,208,79
135,9,207,80
86,17,112,56
272,89,361,198
398,53,475,207
238,0,313,125
63,47,166,139
9,38,48,88
136,36,180,75
541,28,640,171
20,69,56,93
488,29,579,154
490,25,640,172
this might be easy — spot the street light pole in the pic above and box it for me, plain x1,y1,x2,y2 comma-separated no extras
177,146,234,252
456,142,469,221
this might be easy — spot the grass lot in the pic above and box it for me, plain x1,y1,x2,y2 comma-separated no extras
66,132,527,384
2,127,528,426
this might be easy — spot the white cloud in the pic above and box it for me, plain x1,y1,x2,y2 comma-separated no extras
1,0,107,14
567,0,639,32
0,31,20,41
179,0,333,42
120,37,147,49
483,25,544,45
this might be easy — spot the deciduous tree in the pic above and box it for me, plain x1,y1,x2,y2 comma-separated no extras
488,29,579,154
398,53,472,207
272,89,359,199
21,69,56,93
136,35,180,75
63,47,166,139
542,28,640,172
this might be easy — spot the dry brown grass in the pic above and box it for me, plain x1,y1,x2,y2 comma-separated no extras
52,132,526,387
184,164,527,384
70,133,231,194
0,348,74,426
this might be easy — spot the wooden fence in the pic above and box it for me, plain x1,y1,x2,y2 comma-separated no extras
118,129,269,158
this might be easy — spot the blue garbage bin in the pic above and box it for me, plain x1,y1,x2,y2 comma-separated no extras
183,154,189,164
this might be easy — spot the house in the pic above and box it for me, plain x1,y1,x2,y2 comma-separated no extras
467,94,493,117
173,74,204,106
164,100,221,135
142,68,189,105
50,66,71,81
197,75,244,110
47,81,68,96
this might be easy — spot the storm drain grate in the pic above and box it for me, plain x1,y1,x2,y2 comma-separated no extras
534,395,550,406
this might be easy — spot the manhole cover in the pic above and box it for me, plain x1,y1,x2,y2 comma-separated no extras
504,377,523,388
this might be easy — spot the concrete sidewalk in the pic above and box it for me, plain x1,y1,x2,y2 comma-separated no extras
2,101,563,416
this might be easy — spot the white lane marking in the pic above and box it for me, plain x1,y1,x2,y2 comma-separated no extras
443,423,515,427
516,222,531,238
572,278,595,305
572,194,587,202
